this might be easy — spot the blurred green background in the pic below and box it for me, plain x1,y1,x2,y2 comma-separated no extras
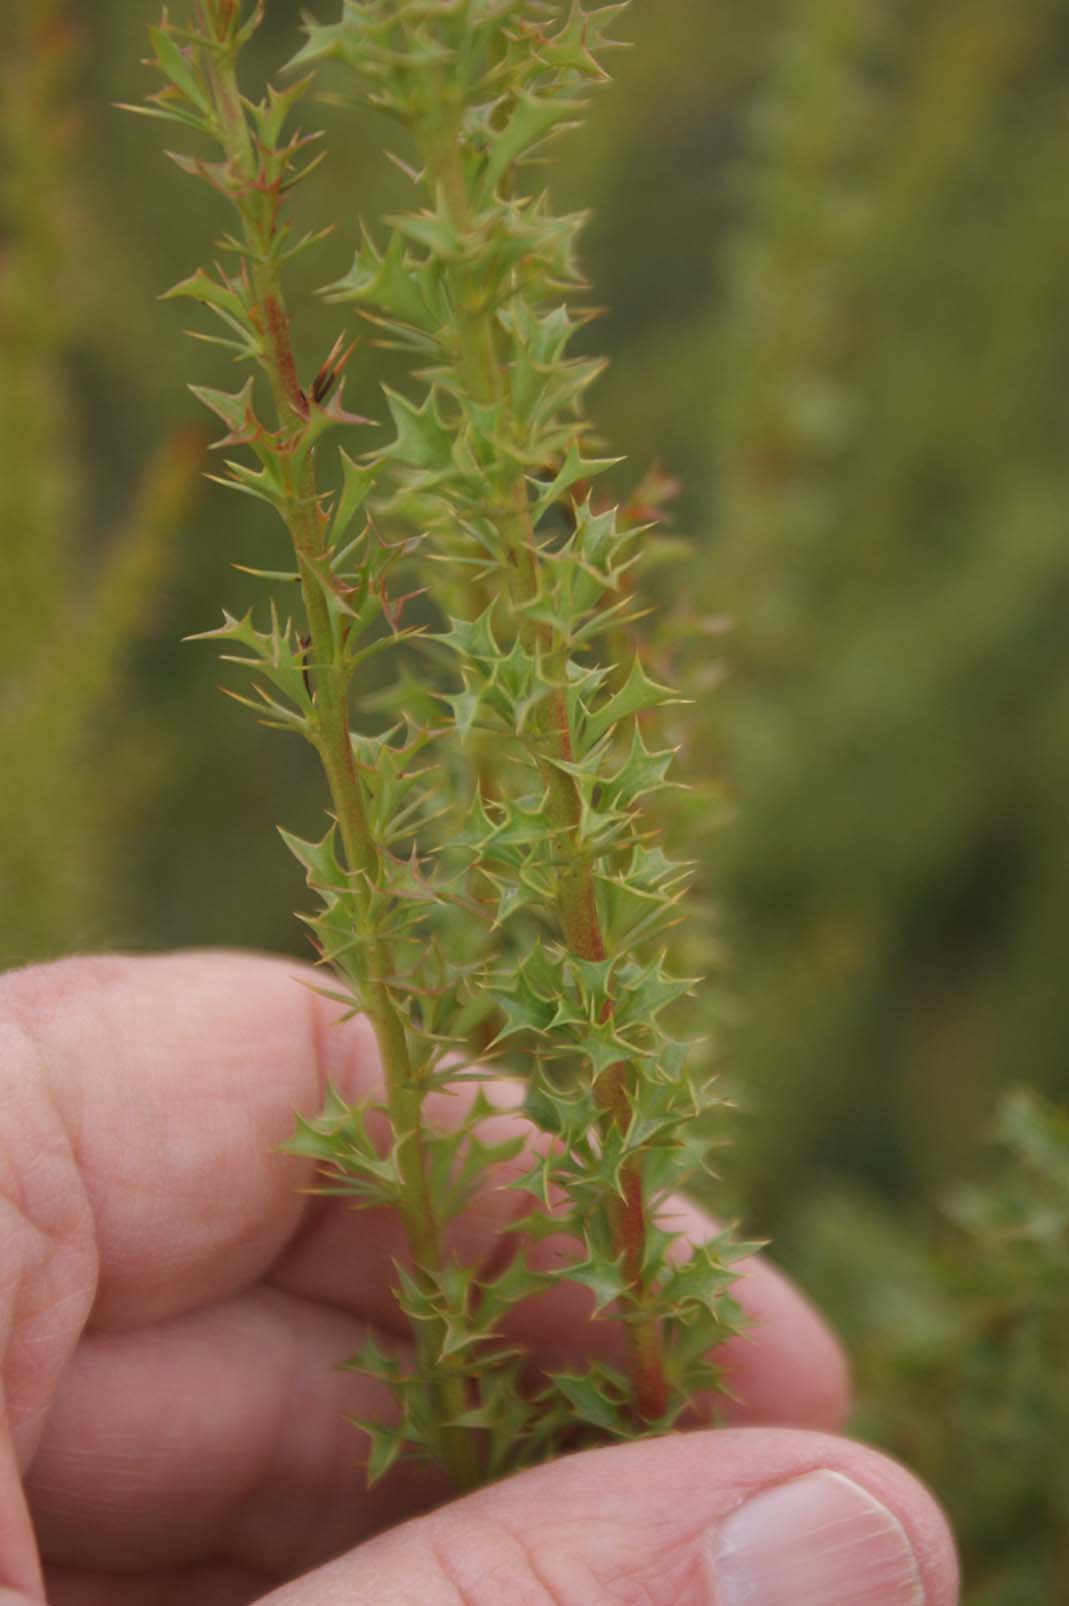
4,1,1068,1597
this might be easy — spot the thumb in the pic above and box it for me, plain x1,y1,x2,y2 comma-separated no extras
259,1428,958,1606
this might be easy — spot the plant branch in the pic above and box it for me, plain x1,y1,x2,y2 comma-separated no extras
426,133,668,1425
194,9,481,1490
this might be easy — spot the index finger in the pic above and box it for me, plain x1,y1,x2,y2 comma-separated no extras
0,949,375,1334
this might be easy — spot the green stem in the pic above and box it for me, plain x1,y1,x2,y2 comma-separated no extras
429,136,668,1425
204,34,481,1491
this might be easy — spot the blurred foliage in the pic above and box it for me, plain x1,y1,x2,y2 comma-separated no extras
797,1089,1069,1605
0,1,202,963
711,0,1069,1213
4,0,1069,1596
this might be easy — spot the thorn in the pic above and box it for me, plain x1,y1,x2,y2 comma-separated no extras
311,332,358,406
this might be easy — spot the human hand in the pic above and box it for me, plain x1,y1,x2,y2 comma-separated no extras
0,952,957,1604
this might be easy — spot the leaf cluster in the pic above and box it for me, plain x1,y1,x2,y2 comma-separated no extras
297,0,742,1432
141,0,740,1487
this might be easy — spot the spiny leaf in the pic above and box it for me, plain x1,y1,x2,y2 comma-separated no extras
583,658,679,748
549,1366,632,1436
350,1417,407,1486
189,378,258,439
383,386,454,471
148,25,212,117
530,439,623,522
481,88,588,196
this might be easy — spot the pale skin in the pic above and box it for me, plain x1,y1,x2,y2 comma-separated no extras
0,952,959,1605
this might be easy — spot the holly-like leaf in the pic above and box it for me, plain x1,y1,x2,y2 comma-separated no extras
530,439,623,523
481,89,588,196
548,1366,632,1436
350,1418,407,1486
583,658,679,748
383,387,454,471
563,1247,629,1315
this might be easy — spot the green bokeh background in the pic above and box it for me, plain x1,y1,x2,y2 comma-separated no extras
4,2,1069,1597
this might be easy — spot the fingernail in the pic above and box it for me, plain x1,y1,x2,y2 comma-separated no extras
710,1470,925,1605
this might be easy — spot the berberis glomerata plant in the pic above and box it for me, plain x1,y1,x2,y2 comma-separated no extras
136,0,742,1492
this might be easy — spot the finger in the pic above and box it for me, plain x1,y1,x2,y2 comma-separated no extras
718,1248,851,1429
44,1564,266,1606
26,1288,444,1577
256,1429,959,1606
1,952,553,1339
24,1241,842,1576
499,1194,850,1431
0,952,384,1603
266,1037,849,1429
274,1146,849,1432
0,1397,43,1600
0,951,382,1335
3,952,845,1437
